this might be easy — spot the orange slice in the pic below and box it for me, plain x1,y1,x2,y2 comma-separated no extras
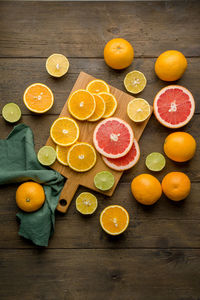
50,117,79,146
100,205,129,235
88,94,106,122
56,145,70,166
86,79,110,94
99,92,117,118
67,142,96,172
23,83,54,113
68,89,96,120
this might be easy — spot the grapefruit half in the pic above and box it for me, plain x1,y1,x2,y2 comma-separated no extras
154,85,195,128
102,139,140,171
93,117,134,158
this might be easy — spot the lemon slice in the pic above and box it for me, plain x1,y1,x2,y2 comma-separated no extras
127,98,150,122
124,70,147,94
2,103,21,123
145,152,166,172
94,171,115,191
46,53,69,77
76,192,98,215
37,146,57,166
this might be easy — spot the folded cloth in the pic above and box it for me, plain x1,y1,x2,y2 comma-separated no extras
0,124,65,246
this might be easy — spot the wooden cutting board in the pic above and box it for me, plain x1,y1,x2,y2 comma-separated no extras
46,72,153,213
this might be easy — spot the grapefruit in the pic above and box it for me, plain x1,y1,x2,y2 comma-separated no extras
102,139,140,171
93,117,134,159
154,85,195,128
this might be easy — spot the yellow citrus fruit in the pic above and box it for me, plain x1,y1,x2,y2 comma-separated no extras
67,142,96,172
155,50,187,81
131,174,162,205
76,192,98,215
100,205,129,235
23,83,54,113
164,132,196,162
88,94,106,122
50,117,79,146
162,172,191,201
124,70,147,94
16,182,45,212
56,145,70,166
86,79,110,94
127,98,150,122
98,92,117,118
104,38,134,70
46,53,69,77
68,89,96,120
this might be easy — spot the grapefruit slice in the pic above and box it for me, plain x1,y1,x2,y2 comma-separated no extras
93,117,134,158
154,85,195,128
102,139,140,171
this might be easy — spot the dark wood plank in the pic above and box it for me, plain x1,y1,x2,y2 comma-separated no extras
0,57,200,113
0,1,199,58
0,249,199,300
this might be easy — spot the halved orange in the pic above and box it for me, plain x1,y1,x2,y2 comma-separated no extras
100,205,129,235
67,142,96,172
68,89,96,120
23,83,54,113
99,92,117,118
56,145,70,166
86,79,110,94
88,94,106,122
50,117,79,146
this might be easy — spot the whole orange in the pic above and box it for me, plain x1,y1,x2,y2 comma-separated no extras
131,174,162,205
16,182,45,212
164,132,196,162
155,50,187,81
162,172,191,201
104,38,134,70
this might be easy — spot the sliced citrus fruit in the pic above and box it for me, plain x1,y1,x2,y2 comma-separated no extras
37,146,57,166
68,89,96,120
88,94,106,122
2,103,21,123
100,205,129,235
145,152,166,172
103,139,140,171
67,142,96,172
86,79,110,94
76,192,98,215
127,98,150,122
94,171,115,191
93,117,134,158
56,145,70,166
23,83,54,113
46,53,69,77
154,85,195,128
98,92,117,118
124,70,147,94
50,117,79,146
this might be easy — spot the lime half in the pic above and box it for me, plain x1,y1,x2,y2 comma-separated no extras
2,103,21,123
76,192,98,215
145,152,166,172
37,146,57,166
94,171,115,191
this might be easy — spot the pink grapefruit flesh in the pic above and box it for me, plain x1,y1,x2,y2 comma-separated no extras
102,139,140,171
154,85,195,128
93,117,134,158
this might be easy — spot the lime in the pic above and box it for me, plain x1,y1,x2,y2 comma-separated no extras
37,146,57,166
145,152,166,172
2,103,21,123
124,70,147,94
76,192,98,215
94,171,115,191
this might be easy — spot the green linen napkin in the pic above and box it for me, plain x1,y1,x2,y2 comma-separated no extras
0,124,65,246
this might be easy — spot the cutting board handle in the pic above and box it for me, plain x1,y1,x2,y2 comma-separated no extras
56,179,79,213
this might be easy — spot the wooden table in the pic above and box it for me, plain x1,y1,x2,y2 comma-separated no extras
0,1,199,299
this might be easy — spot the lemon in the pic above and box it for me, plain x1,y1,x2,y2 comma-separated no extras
146,152,166,172
37,146,57,166
127,98,150,122
94,171,115,191
76,192,98,215
124,70,147,94
46,53,69,77
2,103,21,123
